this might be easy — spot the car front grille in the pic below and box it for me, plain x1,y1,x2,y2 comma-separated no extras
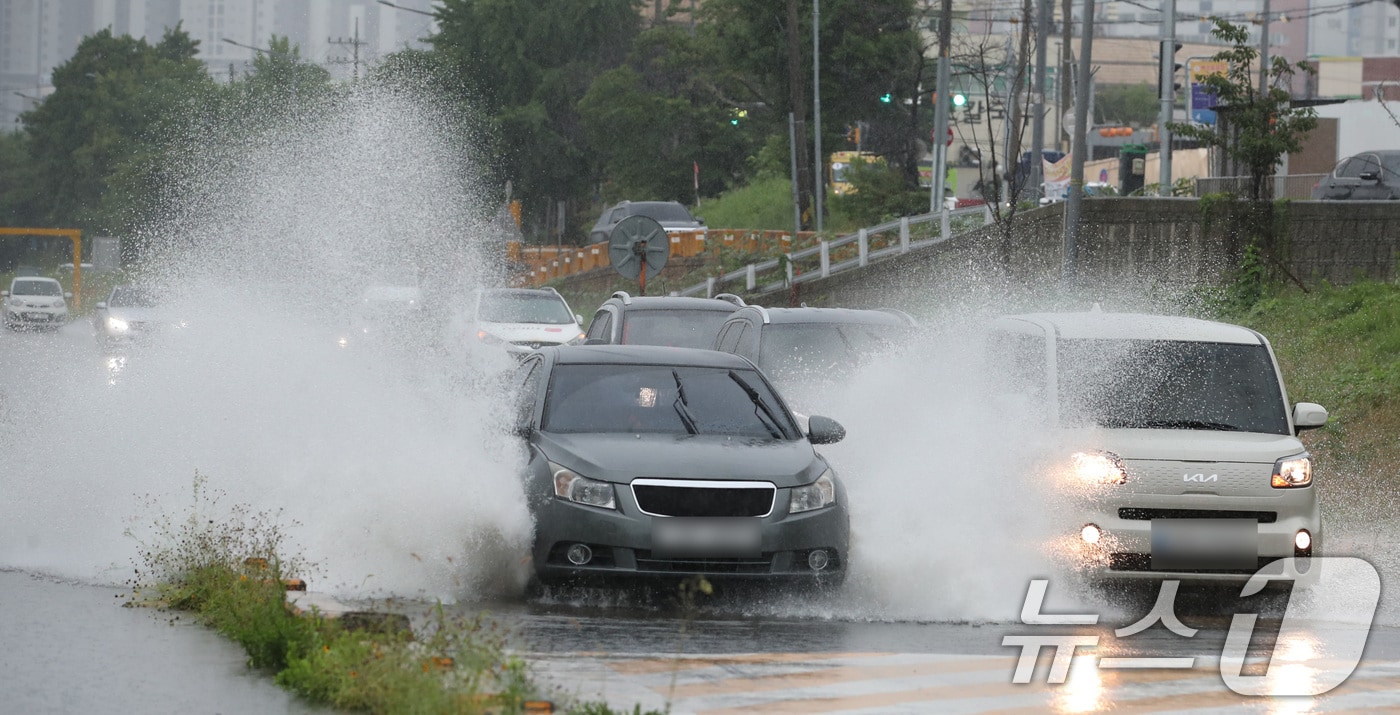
631,479,776,518
634,550,773,574
1118,508,1278,523
511,340,561,349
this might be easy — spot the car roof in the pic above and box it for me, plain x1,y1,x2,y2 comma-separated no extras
995,311,1264,345
741,306,911,326
11,276,59,284
481,288,562,298
547,344,754,368
609,295,740,312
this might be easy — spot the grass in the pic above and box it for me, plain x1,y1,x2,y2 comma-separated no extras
1221,280,1400,501
127,474,665,715
696,176,860,234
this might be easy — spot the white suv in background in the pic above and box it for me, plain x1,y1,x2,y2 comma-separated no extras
470,287,584,355
987,310,1327,582
4,277,71,331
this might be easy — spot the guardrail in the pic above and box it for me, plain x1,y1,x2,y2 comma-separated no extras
508,229,821,285
669,205,993,298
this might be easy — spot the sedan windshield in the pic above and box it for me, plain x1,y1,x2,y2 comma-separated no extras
621,309,731,348
543,364,798,439
110,287,158,307
757,323,905,381
12,280,60,296
1057,339,1289,435
478,292,574,325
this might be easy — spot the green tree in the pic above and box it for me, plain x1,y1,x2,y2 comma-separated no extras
431,0,643,240
17,25,212,232
578,25,751,205
1169,18,1317,202
1096,83,1160,127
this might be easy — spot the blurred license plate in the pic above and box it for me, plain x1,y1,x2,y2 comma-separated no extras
652,518,761,558
1151,519,1257,570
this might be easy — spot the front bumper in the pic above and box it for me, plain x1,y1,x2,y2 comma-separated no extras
6,309,67,326
531,487,849,582
1068,491,1321,583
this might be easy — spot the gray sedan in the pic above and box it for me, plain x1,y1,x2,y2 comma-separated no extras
1311,150,1400,200
512,345,849,586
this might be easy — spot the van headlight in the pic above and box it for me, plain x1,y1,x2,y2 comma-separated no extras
790,471,836,513
551,466,616,509
107,317,129,332
1069,451,1128,485
1272,453,1312,488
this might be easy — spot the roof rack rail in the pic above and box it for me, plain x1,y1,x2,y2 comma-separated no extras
752,305,772,324
713,293,746,306
880,308,919,326
543,286,562,295
610,290,633,305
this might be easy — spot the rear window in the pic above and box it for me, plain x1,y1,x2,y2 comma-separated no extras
110,287,158,307
1056,339,1289,435
621,309,731,348
478,292,574,325
542,364,797,439
757,323,905,381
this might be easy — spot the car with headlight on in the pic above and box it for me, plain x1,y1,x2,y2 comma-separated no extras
512,345,849,586
4,277,70,331
94,285,182,344
988,311,1326,583
470,287,584,355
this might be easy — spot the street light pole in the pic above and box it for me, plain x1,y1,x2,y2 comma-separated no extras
1063,0,1095,283
1158,0,1176,193
1258,0,1271,95
812,0,824,235
1031,0,1049,202
930,0,953,213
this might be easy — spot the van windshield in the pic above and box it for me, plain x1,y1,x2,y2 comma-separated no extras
1057,339,1290,435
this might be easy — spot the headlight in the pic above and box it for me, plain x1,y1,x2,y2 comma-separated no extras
790,470,836,513
552,467,616,509
107,317,129,332
566,332,586,345
1272,453,1312,488
1069,451,1128,485
53,300,65,309
476,330,505,346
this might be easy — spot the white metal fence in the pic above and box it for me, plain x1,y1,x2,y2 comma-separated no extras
1194,174,1326,200
670,204,993,298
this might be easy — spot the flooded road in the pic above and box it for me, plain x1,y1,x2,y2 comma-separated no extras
0,570,323,714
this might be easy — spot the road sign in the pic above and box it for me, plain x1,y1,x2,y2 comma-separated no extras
608,215,670,291
1189,60,1227,125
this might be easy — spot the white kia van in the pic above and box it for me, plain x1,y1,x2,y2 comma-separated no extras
987,310,1327,582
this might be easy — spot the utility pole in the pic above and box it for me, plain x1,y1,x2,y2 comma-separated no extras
813,0,824,234
1061,0,1073,152
789,113,802,237
328,18,367,80
1158,0,1176,194
1064,0,1095,282
786,0,812,230
1258,0,1271,95
931,0,953,213
1031,0,1050,202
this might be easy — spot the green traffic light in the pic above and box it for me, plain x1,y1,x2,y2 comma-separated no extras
880,93,892,103
953,93,967,107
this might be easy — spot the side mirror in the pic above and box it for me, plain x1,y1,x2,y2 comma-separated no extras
1360,171,1382,182
95,302,107,310
64,292,73,299
694,216,704,225
806,415,846,445
575,314,583,324
1294,402,1328,431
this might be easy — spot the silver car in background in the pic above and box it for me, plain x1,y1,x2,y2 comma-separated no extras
94,285,182,344
4,277,70,331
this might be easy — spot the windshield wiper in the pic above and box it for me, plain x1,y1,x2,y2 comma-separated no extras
672,370,698,435
727,370,785,439
1106,418,1246,432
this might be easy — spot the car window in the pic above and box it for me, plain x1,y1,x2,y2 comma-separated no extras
1056,339,1289,435
1384,155,1400,180
756,323,903,381
620,309,732,348
1354,154,1383,177
631,203,695,223
1333,158,1353,178
542,364,798,439
715,322,740,351
609,208,625,223
12,280,60,296
515,359,542,428
585,310,613,341
110,287,158,307
478,292,574,324
1339,157,1369,178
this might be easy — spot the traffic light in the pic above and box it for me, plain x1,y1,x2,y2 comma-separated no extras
952,93,967,107
729,108,747,126
1157,41,1183,99
844,125,862,146
880,93,893,104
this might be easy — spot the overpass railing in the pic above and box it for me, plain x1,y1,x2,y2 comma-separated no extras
670,204,992,298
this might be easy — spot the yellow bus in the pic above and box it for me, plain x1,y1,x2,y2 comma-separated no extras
829,151,883,196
